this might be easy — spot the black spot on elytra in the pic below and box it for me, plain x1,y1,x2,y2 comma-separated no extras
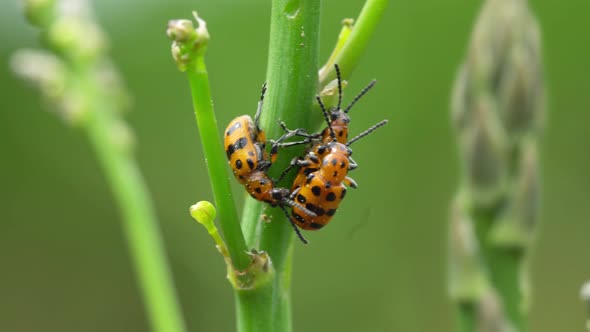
331,159,338,166
311,186,321,196
255,187,262,194
341,188,347,199
333,171,338,178
235,137,248,149
297,194,306,204
327,209,336,216
248,151,255,157
338,130,344,137
340,161,346,169
315,207,326,216
246,158,255,170
226,121,242,136
239,175,245,180
325,182,332,189
235,159,243,169
326,192,336,201
305,203,317,213
317,146,326,155
227,137,248,159
310,222,324,229
226,145,235,159
293,213,306,223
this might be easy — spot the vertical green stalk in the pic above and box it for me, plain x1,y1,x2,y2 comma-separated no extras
457,304,477,332
15,1,187,331
449,0,545,331
472,208,524,330
81,69,187,332
185,56,250,271
167,15,250,271
237,1,320,331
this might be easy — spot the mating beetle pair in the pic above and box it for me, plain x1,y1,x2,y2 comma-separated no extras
224,65,387,244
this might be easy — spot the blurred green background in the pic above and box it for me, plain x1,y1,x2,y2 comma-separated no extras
1,0,589,331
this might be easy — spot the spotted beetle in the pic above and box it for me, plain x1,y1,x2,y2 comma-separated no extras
223,83,315,243
287,104,387,230
272,65,388,231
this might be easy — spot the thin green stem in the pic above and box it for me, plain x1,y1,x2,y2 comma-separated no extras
20,1,187,329
488,252,523,329
319,0,388,87
472,208,525,331
457,303,477,332
185,56,250,271
235,282,275,332
78,66,186,332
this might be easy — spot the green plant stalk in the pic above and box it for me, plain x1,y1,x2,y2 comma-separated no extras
237,0,388,329
242,0,389,245
472,208,525,331
320,18,353,77
234,244,294,331
319,0,388,87
77,66,186,332
185,56,250,271
457,303,477,332
237,0,320,331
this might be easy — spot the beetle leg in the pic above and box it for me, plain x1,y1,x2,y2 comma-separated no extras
344,176,358,189
289,186,301,200
276,156,306,184
278,205,308,244
348,157,358,170
257,160,271,172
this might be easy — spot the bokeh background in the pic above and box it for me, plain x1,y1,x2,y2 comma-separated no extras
1,0,589,331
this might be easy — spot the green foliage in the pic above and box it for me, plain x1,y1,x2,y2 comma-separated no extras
5,1,590,331
450,0,544,330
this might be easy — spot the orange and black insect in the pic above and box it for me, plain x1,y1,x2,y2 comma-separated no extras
272,65,387,232
287,105,387,230
224,83,315,243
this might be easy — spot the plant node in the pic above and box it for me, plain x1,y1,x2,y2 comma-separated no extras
190,202,274,290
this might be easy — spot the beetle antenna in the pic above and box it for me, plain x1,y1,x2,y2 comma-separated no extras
316,95,337,142
335,64,343,111
254,82,267,127
347,120,388,146
344,80,376,114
